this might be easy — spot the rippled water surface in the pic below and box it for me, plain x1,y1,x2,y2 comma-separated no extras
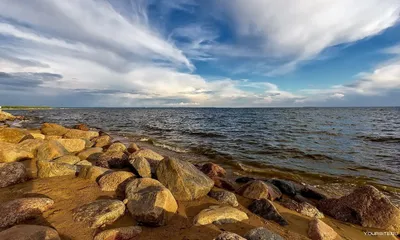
13,107,400,188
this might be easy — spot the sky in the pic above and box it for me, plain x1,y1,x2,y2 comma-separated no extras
0,0,400,107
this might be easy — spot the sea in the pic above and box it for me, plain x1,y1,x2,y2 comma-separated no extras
9,107,400,191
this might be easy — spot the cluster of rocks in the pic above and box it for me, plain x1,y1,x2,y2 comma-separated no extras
1,112,400,239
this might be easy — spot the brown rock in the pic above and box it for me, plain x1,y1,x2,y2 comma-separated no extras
52,155,81,165
36,140,68,161
208,188,239,207
237,180,282,201
40,123,68,136
77,165,112,181
75,160,92,166
248,199,288,226
55,139,86,152
193,205,248,226
0,197,54,228
0,128,33,143
18,139,45,155
29,132,46,140
64,129,99,140
214,232,246,240
0,141,34,163
279,198,324,218
73,123,90,131
129,156,151,178
98,171,135,192
308,218,339,240
127,142,140,153
0,162,27,188
77,147,103,160
0,225,61,240
132,149,164,172
37,160,77,178
213,177,236,191
45,135,63,140
96,151,129,169
200,162,226,178
106,142,127,152
93,135,112,148
94,226,142,240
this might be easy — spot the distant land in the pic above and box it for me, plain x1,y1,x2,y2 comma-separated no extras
0,106,52,110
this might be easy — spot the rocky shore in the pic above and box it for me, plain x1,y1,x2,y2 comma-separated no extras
0,110,399,240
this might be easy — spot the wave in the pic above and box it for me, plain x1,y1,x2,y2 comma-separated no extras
190,146,234,161
358,135,400,143
182,130,227,138
249,147,335,161
139,138,188,153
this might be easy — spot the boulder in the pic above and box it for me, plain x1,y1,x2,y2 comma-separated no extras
301,185,328,200
93,135,112,148
106,142,127,152
270,179,300,197
200,162,226,178
73,123,90,131
77,165,112,181
318,185,400,231
52,155,81,165
0,225,61,240
248,199,288,226
29,132,46,140
237,180,282,201
308,219,339,240
40,123,68,136
235,176,255,184
96,151,129,169
64,129,99,140
0,128,33,143
94,226,142,240
156,157,214,201
125,178,178,226
98,171,135,192
0,142,34,163
127,142,140,153
37,161,77,178
55,139,86,152
129,156,151,178
0,162,27,188
0,197,54,228
133,149,163,172
77,147,103,160
280,198,324,218
0,111,16,122
72,199,125,228
36,140,68,161
208,189,239,207
214,232,246,240
244,227,284,240
213,177,236,191
193,205,248,226
76,160,92,166
45,135,63,140
18,139,45,155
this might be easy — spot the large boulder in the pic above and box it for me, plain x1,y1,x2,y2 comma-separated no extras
193,205,248,226
52,155,81,165
77,165,112,181
0,142,33,163
98,171,135,192
0,128,33,143
106,142,127,152
244,227,284,240
318,185,400,231
308,219,338,240
248,199,288,226
156,157,214,201
64,129,99,140
237,180,282,201
36,140,68,161
129,156,151,178
132,149,163,172
0,197,54,228
214,232,246,240
18,139,45,155
280,198,324,218
72,199,125,228
0,111,16,122
0,162,27,188
208,188,239,207
55,139,86,152
96,151,129,169
93,135,112,148
270,179,301,197
125,178,178,226
77,147,103,161
40,123,68,136
0,225,61,240
94,226,142,240
37,161,77,178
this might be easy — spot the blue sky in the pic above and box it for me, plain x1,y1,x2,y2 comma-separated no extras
0,0,400,107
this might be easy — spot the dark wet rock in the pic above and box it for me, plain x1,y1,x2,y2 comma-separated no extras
156,157,214,201
64,129,99,140
55,139,86,152
0,128,33,143
308,218,338,240
125,178,178,226
0,225,61,240
40,123,68,136
279,198,324,218
235,176,255,184
214,232,246,240
237,180,282,201
73,123,90,131
318,185,400,231
248,199,288,226
94,226,142,240
193,205,248,226
96,151,129,169
244,227,284,240
301,185,328,200
77,165,112,181
129,156,151,178
72,199,125,228
77,147,103,161
36,140,68,161
106,142,127,152
213,177,236,191
208,188,239,207
52,155,81,165
270,179,300,197
0,142,34,163
127,142,140,153
93,135,112,148
0,162,27,188
200,162,226,178
98,171,135,192
294,194,314,204
0,197,54,228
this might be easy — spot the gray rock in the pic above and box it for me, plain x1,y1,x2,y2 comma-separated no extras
208,189,239,207
214,232,246,240
270,179,299,197
0,225,61,240
248,199,288,226
244,227,284,240
0,162,27,188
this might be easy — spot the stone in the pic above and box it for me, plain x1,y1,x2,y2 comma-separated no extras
36,140,68,161
73,123,90,131
213,177,236,191
308,218,339,240
98,171,135,192
64,129,99,140
37,161,77,178
40,123,68,136
0,162,27,188
72,199,125,228
93,135,112,148
29,132,46,140
55,139,86,152
77,165,112,181
133,149,163,172
214,232,246,240
270,179,300,197
127,142,140,153
200,162,226,178
94,226,142,240
0,197,54,228
208,189,239,207
77,147,103,160
18,139,45,155
237,180,282,201
248,199,288,226
0,111,16,122
0,142,34,163
235,176,255,183
0,225,61,240
156,157,214,201
52,155,81,165
244,227,284,240
301,185,328,200
96,151,129,168
76,160,92,166
45,135,62,140
318,185,400,231
106,142,127,152
193,205,248,226
0,128,33,143
279,198,324,218
129,156,151,178
125,178,178,226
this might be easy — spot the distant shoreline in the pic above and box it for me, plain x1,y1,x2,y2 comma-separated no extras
1,106,52,110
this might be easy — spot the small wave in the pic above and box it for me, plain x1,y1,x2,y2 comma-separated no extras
182,130,227,138
190,146,234,161
359,135,400,143
140,138,188,153
249,147,335,161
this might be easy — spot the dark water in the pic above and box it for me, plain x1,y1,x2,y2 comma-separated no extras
11,107,400,188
